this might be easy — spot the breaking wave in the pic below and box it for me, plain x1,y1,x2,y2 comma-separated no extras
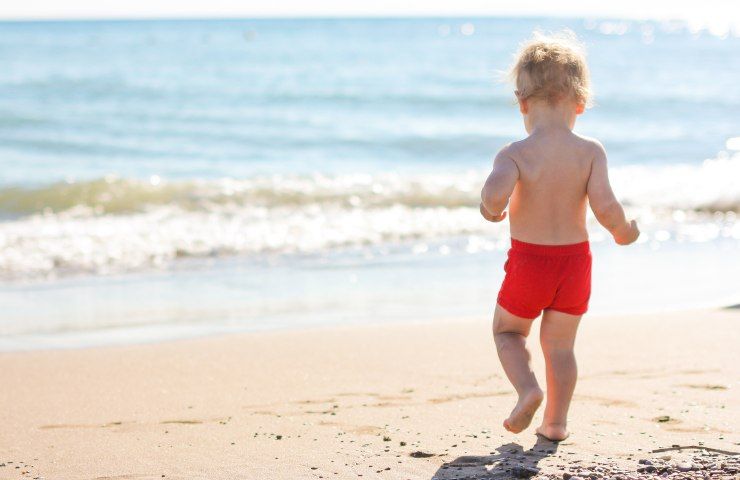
1,153,739,279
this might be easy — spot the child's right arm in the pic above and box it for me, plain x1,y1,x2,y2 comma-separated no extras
480,146,519,222
586,142,639,245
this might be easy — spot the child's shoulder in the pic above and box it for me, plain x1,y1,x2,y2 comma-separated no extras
497,138,534,159
496,133,605,166
496,133,606,174
570,132,607,159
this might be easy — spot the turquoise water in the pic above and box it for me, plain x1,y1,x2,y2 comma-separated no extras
1,18,738,183
0,18,738,348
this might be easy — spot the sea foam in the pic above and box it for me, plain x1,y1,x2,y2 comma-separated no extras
1,153,738,279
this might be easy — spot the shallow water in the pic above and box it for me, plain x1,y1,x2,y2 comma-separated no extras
2,236,738,351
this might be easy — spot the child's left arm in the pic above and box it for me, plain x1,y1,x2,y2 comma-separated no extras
480,146,519,222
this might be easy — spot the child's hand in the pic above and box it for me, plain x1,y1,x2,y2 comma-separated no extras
480,202,507,223
613,219,639,245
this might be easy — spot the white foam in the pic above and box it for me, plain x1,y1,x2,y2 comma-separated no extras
1,153,738,279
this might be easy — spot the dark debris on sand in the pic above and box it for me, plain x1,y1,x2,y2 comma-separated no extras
534,449,740,480
433,446,739,480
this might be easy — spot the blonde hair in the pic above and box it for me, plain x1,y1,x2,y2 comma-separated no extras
509,30,592,107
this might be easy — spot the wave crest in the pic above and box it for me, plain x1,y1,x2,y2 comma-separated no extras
0,153,739,279
2,153,740,216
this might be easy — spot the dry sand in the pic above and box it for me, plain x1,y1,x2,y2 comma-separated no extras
0,308,738,479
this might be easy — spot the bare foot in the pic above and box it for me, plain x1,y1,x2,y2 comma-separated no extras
503,388,543,433
536,423,569,441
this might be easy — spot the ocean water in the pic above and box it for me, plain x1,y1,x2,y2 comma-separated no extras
1,17,739,349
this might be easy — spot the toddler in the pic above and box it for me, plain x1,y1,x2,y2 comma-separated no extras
480,32,639,441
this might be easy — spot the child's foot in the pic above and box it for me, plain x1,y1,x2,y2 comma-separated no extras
503,387,543,433
535,423,569,442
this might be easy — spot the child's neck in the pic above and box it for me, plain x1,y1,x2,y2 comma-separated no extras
525,102,577,134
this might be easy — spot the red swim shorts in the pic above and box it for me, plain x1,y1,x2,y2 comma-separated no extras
497,239,592,319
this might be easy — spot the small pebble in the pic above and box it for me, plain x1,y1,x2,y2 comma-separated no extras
511,465,538,478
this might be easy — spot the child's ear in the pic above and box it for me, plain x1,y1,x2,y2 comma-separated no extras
518,98,528,115
575,102,585,115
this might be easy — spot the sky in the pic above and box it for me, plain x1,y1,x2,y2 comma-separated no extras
2,0,739,27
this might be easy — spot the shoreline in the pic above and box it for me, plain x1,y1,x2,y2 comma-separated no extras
1,308,738,479
3,234,740,354
3,302,740,354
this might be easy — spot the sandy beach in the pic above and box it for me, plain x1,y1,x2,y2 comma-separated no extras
0,308,738,479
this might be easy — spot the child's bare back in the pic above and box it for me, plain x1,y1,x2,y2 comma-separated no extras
505,130,592,244
479,32,638,442
482,120,638,247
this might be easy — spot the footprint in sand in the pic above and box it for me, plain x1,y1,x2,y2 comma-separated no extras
160,416,230,425
575,394,637,408
40,421,128,429
680,383,728,390
428,390,510,405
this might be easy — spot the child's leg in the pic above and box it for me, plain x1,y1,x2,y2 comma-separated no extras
536,309,581,441
492,304,544,433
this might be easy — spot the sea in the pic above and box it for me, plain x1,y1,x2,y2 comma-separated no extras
1,17,739,350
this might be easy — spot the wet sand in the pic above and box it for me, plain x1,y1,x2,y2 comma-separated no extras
0,309,738,479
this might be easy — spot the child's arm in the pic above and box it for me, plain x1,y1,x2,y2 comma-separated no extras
587,142,639,245
480,146,519,222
